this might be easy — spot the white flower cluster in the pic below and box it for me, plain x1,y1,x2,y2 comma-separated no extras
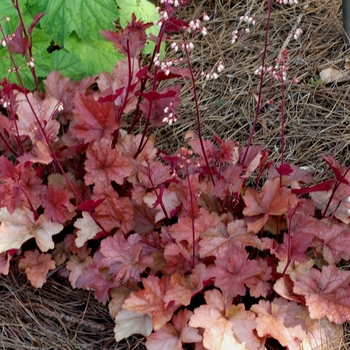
276,0,298,4
240,15,256,25
201,61,225,80
163,103,178,125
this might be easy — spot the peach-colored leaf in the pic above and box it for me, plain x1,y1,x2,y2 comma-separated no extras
293,265,350,324
18,249,56,288
189,290,247,350
226,303,262,350
0,206,63,253
251,298,307,350
0,252,12,275
122,275,177,330
242,178,298,233
146,310,202,350
66,255,92,288
114,309,153,342
73,211,101,248
164,262,206,307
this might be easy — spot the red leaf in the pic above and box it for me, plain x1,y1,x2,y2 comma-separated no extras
276,163,293,176
8,24,29,55
42,185,76,223
164,18,189,34
71,93,118,143
76,198,106,213
99,233,147,284
97,87,124,103
97,58,141,114
155,66,192,82
84,138,134,192
136,90,177,102
292,180,333,196
75,252,116,302
323,155,348,185
100,13,152,57
16,92,60,143
28,12,45,35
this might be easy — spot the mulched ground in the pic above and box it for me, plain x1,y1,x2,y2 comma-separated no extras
1,0,350,349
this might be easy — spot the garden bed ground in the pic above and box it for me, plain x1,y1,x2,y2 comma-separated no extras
1,0,350,349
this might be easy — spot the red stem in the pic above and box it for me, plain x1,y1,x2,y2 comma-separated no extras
241,0,272,164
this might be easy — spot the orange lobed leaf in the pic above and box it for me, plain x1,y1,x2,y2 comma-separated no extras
146,309,202,350
164,262,207,307
251,297,307,350
18,249,56,288
293,265,350,324
122,275,177,330
242,177,298,233
188,289,249,350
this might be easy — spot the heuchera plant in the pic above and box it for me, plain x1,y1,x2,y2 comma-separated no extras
0,0,350,349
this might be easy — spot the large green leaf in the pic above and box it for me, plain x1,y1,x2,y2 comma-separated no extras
31,27,52,77
64,32,123,77
1,0,29,34
51,49,84,81
31,0,120,46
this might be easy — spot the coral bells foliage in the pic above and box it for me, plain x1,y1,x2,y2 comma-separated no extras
0,3,350,350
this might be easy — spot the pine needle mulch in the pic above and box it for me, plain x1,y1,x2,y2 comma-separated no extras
158,0,350,184
1,0,350,349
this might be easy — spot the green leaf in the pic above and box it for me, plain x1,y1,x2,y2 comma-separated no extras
64,32,124,77
52,49,83,80
31,27,52,77
34,0,120,46
1,0,32,34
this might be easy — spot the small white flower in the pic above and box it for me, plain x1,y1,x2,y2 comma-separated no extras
203,13,210,22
